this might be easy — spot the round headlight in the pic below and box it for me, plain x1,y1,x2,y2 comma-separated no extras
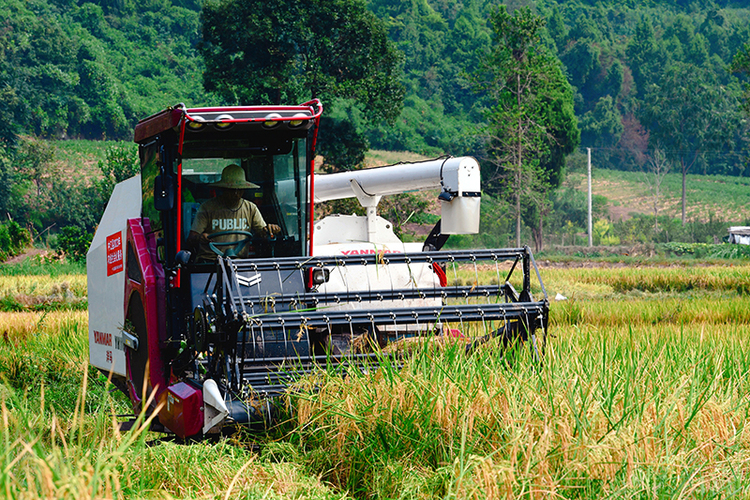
263,113,282,128
187,115,206,131
289,113,309,127
215,114,234,130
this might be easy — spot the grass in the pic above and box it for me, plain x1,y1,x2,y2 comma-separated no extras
286,325,750,497
0,258,87,312
51,139,132,178
0,257,85,277
1,259,750,497
568,168,750,222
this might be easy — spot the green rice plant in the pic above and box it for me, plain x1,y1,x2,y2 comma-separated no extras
0,275,87,312
0,257,85,277
551,296,750,327
0,313,349,499
282,318,750,498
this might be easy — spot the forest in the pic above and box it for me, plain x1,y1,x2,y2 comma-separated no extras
2,0,750,253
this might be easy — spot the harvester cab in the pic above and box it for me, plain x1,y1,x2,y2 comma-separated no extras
87,100,550,439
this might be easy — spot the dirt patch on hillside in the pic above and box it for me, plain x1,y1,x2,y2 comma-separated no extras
3,248,50,264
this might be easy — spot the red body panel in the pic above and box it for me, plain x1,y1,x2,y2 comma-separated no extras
125,218,206,438
124,219,167,405
159,382,203,439
133,108,183,143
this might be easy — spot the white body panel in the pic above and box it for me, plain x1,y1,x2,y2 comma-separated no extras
87,176,142,377
313,215,441,323
314,213,402,246
441,196,480,234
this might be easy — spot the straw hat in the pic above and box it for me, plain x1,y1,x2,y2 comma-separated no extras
210,164,259,189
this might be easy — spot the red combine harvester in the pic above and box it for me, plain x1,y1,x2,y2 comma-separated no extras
87,100,549,438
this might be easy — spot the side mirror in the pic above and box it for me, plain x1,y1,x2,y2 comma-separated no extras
154,174,174,211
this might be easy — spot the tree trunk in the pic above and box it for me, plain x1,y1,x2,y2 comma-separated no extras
516,73,522,248
515,171,521,247
531,216,543,253
681,160,687,225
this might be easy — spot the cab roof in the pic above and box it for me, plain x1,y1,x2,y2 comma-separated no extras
133,101,322,144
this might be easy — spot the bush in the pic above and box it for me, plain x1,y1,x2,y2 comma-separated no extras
0,220,32,261
52,226,93,262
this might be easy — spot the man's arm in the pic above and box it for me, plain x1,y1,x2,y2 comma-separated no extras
187,230,209,248
247,201,280,237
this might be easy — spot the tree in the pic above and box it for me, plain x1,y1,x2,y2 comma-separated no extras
731,43,750,115
15,136,56,198
625,17,665,97
640,63,730,224
580,96,623,150
643,148,670,232
97,143,140,200
471,6,579,249
200,0,404,133
316,117,369,173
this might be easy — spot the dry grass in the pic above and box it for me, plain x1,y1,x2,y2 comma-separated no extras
0,311,88,343
0,275,87,311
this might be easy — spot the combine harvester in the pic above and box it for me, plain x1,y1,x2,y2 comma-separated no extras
87,100,549,438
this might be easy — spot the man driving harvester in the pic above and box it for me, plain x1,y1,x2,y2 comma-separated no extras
187,164,281,260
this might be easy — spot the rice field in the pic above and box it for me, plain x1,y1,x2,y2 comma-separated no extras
0,262,749,498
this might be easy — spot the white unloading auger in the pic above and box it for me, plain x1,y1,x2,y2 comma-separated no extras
313,156,482,241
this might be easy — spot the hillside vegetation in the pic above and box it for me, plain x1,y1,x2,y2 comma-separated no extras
2,0,750,256
3,0,749,163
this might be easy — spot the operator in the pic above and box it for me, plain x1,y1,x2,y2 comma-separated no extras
187,164,281,260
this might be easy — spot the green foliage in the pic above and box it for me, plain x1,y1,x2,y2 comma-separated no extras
316,117,369,172
0,0,209,141
579,95,623,149
52,226,93,262
658,242,750,260
7,136,112,233
201,0,405,171
593,219,620,246
0,220,32,261
200,0,404,120
367,95,484,157
610,212,731,246
731,42,750,115
96,142,140,199
367,0,490,154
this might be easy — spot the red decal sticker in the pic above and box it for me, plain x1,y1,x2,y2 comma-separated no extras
106,232,124,276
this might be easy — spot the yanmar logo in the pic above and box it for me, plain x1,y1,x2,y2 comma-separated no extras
340,249,403,255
